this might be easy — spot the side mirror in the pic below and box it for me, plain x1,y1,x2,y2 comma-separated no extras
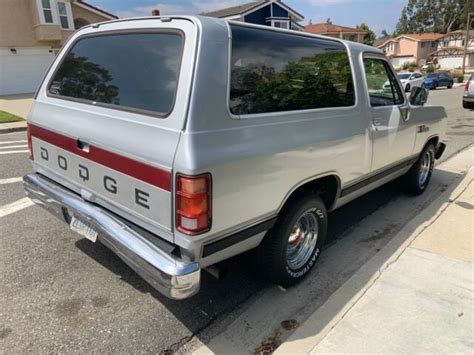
409,86,429,106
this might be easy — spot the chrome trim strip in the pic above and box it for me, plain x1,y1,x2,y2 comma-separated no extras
340,155,418,197
23,173,200,300
202,216,277,257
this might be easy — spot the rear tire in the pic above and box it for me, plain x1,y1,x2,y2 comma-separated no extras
448,82,453,89
255,195,327,287
401,143,435,195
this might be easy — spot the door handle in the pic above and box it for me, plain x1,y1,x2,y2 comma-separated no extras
373,119,382,126
77,139,90,153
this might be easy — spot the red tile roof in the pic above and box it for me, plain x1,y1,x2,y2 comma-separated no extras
373,37,393,47
304,23,366,34
400,33,444,41
77,0,118,19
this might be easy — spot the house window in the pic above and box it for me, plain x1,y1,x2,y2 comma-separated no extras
443,41,449,47
347,34,356,42
421,42,425,48
272,21,289,29
462,39,465,47
57,2,70,29
37,0,74,29
431,42,437,47
41,0,54,23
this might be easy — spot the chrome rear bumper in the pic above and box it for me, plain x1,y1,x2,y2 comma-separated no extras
23,173,200,300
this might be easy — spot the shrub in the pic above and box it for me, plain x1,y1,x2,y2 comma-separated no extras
402,62,410,70
454,74,464,83
425,65,435,73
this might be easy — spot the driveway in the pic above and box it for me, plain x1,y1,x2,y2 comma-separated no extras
0,94,33,119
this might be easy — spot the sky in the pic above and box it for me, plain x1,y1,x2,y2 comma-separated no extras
87,0,408,36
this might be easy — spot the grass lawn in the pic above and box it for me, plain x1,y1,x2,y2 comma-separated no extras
0,110,24,123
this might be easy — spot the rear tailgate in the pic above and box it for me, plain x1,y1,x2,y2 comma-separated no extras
28,18,198,242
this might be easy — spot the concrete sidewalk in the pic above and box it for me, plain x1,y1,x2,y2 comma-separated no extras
0,121,27,134
0,94,31,134
276,157,473,354
0,94,33,119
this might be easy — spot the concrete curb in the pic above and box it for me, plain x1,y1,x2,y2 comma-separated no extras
0,121,27,134
275,150,474,354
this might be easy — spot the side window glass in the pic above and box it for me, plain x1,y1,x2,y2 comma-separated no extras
229,25,355,115
363,58,404,107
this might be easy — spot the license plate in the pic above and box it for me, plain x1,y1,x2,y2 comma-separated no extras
70,216,98,243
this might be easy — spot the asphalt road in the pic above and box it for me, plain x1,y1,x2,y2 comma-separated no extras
0,87,472,354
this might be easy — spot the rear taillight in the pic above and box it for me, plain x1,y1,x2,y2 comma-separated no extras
465,80,470,92
176,173,212,235
26,123,33,160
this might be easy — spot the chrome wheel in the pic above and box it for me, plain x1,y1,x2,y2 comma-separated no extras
286,209,319,270
418,150,432,186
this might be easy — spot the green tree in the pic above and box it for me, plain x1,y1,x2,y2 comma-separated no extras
52,53,119,104
395,1,415,34
395,0,471,35
230,52,354,114
356,23,376,46
459,0,474,30
380,29,390,38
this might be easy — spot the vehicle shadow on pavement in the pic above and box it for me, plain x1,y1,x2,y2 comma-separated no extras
74,167,464,353
269,167,467,353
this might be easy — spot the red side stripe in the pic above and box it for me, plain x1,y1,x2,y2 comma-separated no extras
29,124,171,192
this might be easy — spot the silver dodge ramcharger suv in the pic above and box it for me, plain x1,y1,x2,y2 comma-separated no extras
23,16,447,300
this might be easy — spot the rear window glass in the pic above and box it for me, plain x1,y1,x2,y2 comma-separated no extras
229,25,355,115
48,32,183,116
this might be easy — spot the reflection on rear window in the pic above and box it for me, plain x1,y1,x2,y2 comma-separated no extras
49,32,183,116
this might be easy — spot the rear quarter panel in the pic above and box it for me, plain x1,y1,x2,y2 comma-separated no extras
411,104,448,154
173,24,374,263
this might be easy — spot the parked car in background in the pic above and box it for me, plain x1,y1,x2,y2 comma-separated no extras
397,72,425,92
23,17,448,299
463,74,474,109
423,73,454,90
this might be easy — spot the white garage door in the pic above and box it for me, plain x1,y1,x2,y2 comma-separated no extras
438,56,463,69
0,47,55,96
391,56,415,69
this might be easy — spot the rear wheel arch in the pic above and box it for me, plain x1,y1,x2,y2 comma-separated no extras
279,174,341,213
425,135,439,151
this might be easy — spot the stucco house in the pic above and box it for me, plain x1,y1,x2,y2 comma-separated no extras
0,0,116,95
201,0,304,31
377,33,443,69
428,30,474,70
304,21,366,43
